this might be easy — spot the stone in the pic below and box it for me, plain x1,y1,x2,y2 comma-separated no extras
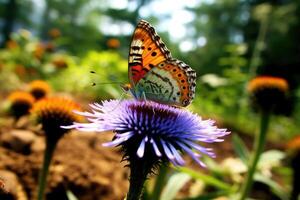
1,129,36,154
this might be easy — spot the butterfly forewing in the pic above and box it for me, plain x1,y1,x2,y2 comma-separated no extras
129,20,172,86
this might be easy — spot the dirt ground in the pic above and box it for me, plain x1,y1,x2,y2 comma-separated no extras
0,116,285,200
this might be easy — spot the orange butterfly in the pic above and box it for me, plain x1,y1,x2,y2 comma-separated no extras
125,20,196,107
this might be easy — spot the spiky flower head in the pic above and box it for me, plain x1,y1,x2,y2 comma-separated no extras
28,80,51,100
31,97,82,141
65,100,229,168
248,76,289,113
8,91,35,119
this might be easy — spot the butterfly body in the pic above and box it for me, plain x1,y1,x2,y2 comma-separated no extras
128,20,196,107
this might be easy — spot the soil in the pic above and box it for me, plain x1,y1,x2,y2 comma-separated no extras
0,115,285,200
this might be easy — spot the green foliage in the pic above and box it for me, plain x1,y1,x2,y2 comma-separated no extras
50,51,127,100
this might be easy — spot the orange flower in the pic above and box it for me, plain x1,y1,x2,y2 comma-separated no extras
14,64,26,77
8,91,35,118
31,97,82,138
48,28,61,39
107,38,120,49
52,58,68,69
45,42,55,52
287,135,300,151
248,76,288,94
34,43,45,59
6,40,18,49
248,76,289,114
29,80,51,100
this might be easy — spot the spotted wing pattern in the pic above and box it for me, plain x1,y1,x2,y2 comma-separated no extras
129,20,171,86
135,59,196,107
128,20,197,107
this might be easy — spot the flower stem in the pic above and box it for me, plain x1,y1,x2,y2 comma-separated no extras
127,161,152,200
239,111,270,200
37,137,58,200
151,165,168,200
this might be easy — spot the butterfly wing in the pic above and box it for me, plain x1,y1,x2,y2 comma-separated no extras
135,59,196,107
128,20,172,86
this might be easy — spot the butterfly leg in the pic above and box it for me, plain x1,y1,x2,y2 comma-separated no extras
141,91,156,115
107,92,127,112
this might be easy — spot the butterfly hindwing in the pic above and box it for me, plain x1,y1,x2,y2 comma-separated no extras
135,59,196,107
129,20,172,86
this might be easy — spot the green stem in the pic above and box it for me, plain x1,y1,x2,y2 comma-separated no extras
248,17,269,79
126,161,151,200
37,138,58,200
239,111,271,200
151,165,169,200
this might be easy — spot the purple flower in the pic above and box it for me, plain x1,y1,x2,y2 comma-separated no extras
64,100,229,167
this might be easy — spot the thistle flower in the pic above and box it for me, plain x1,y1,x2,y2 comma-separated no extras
31,97,82,200
65,100,229,199
66,100,229,167
248,76,289,113
29,80,51,100
8,91,35,119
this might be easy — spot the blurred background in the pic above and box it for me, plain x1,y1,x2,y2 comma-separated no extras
1,0,299,138
0,0,300,199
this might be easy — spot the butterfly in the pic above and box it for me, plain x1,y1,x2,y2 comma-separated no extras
124,20,196,107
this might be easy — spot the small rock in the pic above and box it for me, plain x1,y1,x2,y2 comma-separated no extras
0,170,27,200
1,129,36,154
15,116,30,129
30,136,45,153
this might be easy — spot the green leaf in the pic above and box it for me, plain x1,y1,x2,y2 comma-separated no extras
232,134,249,164
181,191,229,200
254,173,289,200
257,150,285,168
177,167,233,192
66,190,78,200
159,172,191,200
